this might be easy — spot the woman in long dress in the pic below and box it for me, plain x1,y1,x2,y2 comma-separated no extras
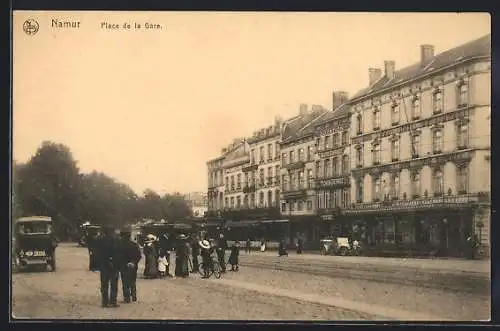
144,236,158,278
175,234,190,277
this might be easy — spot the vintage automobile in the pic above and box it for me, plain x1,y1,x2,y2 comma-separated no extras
78,222,102,247
13,216,57,271
320,237,352,256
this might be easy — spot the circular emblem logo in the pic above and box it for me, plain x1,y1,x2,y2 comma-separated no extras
23,19,39,36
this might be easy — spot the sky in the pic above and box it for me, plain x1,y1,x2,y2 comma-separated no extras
13,12,490,195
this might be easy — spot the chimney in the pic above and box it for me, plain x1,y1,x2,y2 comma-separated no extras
384,61,395,80
420,44,435,66
368,68,382,86
332,91,349,109
299,103,308,116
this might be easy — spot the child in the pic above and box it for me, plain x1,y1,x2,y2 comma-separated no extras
157,252,168,278
228,241,240,271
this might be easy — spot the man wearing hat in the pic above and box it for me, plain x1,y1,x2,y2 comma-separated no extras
118,228,142,303
94,226,120,308
199,239,212,278
215,233,228,273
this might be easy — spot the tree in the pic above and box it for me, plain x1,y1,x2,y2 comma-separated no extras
162,193,192,220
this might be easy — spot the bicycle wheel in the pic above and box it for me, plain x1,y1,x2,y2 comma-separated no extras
212,261,222,279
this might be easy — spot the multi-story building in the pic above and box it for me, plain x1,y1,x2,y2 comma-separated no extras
344,34,491,257
280,104,328,246
221,139,250,211
206,151,226,218
312,91,351,237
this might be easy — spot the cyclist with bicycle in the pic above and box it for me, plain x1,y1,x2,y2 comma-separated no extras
199,239,213,278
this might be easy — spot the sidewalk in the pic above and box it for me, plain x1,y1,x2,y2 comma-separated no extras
240,251,490,274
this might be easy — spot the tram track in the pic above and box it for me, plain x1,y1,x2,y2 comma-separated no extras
238,258,490,295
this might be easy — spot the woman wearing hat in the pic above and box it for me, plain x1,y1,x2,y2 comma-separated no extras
143,234,158,279
199,239,212,278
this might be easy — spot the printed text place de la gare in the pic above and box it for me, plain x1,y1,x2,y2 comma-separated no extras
52,19,81,28
101,22,163,30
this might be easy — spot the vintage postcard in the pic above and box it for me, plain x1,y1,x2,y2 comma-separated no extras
11,11,491,321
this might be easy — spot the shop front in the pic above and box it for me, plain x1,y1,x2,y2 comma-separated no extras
341,194,485,257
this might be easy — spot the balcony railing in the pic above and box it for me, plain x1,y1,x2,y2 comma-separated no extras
284,161,306,170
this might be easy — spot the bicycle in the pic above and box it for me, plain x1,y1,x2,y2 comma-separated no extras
198,257,222,279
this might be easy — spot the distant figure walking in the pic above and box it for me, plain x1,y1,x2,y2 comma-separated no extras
260,239,266,252
175,234,190,277
95,226,120,308
229,241,240,271
278,240,288,257
143,235,158,279
118,228,142,303
296,237,303,254
245,237,251,254
157,252,168,278
215,233,228,273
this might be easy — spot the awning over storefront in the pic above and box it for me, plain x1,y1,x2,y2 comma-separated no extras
225,219,289,227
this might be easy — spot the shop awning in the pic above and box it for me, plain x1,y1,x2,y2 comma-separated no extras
225,219,290,227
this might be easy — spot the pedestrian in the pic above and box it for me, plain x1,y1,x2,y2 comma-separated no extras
260,239,266,252
296,237,303,254
157,252,168,278
175,234,190,277
245,237,251,254
143,234,158,279
199,239,212,278
118,228,142,303
191,234,200,273
215,233,228,273
88,232,99,271
278,240,288,257
228,241,240,271
94,226,120,308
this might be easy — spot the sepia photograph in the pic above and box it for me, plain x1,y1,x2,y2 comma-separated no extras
11,11,491,322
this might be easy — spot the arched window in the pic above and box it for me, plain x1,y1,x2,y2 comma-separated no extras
267,190,273,207
372,143,381,165
458,80,469,106
432,168,444,196
342,155,349,174
391,102,400,125
372,107,381,130
433,88,443,114
432,128,443,154
356,114,363,134
412,96,421,119
373,176,381,201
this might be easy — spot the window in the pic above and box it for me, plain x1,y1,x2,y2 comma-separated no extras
356,179,364,202
298,201,304,211
342,189,350,208
391,103,400,125
259,191,264,207
458,81,469,106
275,165,280,184
332,157,338,176
411,171,421,198
356,146,363,167
342,155,349,174
230,176,235,190
433,168,444,196
298,171,305,189
275,143,280,158
290,201,295,212
373,107,381,130
457,122,468,149
251,149,256,164
372,143,381,165
267,191,273,207
230,197,235,208
237,174,241,189
267,167,273,185
307,169,314,189
307,146,313,161
236,196,241,209
411,133,421,157
307,200,313,211
356,114,363,134
281,175,287,191
433,89,443,114
290,174,296,190
373,177,381,201
259,169,265,186
457,165,469,194
324,159,331,177
267,144,273,160
289,150,295,163
391,138,400,161
341,131,348,146
282,152,288,166
391,173,400,200
333,133,340,147
225,177,229,191
281,202,286,212
315,161,321,178
412,96,421,119
259,146,265,162
332,190,339,207
315,137,320,151
225,197,229,208
324,135,330,150
432,129,443,154
275,190,280,207
298,148,305,162
243,195,248,208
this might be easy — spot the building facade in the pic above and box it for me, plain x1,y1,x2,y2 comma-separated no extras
206,153,225,217
280,104,328,246
312,92,351,237
221,139,250,211
344,35,491,257
184,192,208,218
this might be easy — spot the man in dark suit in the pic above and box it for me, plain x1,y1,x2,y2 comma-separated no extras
118,229,142,303
95,226,120,308
215,233,228,273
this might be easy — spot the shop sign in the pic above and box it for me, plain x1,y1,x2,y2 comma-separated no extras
316,176,349,188
348,195,479,212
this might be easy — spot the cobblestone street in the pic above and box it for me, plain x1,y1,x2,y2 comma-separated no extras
12,244,490,321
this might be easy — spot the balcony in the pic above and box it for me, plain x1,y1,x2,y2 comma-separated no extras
242,163,259,172
315,175,350,189
282,184,308,199
284,160,306,171
243,185,257,193
317,206,342,216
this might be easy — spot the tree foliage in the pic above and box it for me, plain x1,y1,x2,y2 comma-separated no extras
13,141,193,240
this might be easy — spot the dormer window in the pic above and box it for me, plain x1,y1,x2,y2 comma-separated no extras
391,102,400,125
457,80,469,107
433,88,443,114
372,107,381,130
412,96,421,120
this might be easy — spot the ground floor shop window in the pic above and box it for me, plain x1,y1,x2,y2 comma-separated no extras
398,219,415,244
